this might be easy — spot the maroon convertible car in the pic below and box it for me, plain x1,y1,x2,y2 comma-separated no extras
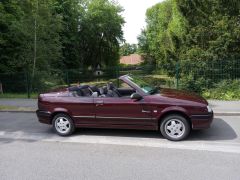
36,75,213,141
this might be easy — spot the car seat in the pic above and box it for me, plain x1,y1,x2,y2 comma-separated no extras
107,82,121,97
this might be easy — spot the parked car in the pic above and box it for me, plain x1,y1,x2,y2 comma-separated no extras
36,75,213,141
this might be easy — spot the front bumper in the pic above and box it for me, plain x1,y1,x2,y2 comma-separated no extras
36,110,52,124
191,111,214,129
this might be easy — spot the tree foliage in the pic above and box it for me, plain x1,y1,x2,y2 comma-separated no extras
119,43,137,56
138,0,186,72
0,0,62,73
0,0,125,73
79,0,124,68
140,0,240,79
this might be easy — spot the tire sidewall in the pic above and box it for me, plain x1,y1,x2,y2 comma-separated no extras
160,114,190,141
52,113,75,136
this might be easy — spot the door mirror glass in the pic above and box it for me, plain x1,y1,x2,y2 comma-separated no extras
130,93,142,101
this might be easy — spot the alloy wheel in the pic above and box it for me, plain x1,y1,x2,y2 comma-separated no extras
55,117,71,134
164,119,185,139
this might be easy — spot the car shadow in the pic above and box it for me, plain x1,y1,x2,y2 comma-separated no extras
73,118,237,141
187,118,237,141
74,128,162,139
0,115,237,143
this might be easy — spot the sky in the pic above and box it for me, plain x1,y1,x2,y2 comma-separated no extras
117,0,163,44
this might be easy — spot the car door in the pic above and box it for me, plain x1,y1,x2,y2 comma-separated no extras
94,96,155,129
66,96,96,126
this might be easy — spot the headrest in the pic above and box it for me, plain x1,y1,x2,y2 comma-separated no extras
107,82,115,90
68,85,89,91
89,86,100,93
100,86,108,94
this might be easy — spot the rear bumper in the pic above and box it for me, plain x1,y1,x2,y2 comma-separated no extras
36,110,52,124
191,112,214,129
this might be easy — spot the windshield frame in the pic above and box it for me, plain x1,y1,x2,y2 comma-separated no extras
126,75,158,95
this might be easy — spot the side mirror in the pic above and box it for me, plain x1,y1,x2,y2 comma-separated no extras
130,93,142,101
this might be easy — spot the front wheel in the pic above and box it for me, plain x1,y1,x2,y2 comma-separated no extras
160,114,190,141
52,113,75,136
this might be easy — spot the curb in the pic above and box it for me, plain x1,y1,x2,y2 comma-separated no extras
0,110,239,116
0,110,36,113
214,112,240,116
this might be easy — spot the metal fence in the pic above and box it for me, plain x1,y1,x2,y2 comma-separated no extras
177,59,240,92
0,61,240,98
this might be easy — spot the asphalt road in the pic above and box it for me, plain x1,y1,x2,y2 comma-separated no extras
0,112,240,179
0,140,239,180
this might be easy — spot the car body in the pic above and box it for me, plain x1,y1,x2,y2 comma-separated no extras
36,75,214,141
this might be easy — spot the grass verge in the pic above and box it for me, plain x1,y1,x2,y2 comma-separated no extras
0,105,36,111
0,93,38,99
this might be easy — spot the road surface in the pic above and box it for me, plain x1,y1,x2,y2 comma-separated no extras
0,112,240,180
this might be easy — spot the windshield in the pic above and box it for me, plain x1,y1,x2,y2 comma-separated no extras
127,75,158,94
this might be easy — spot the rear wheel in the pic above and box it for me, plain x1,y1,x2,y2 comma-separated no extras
160,114,190,141
52,113,75,136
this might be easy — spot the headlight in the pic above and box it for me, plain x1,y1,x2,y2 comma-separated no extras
207,105,212,112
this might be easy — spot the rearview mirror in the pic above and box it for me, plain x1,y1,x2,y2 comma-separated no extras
130,93,142,101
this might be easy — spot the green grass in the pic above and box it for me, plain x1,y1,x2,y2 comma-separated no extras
0,93,38,99
0,105,36,111
202,80,240,100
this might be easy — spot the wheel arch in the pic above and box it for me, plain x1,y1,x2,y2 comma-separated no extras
50,111,73,124
158,110,192,130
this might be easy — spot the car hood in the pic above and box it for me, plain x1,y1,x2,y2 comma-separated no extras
158,88,208,105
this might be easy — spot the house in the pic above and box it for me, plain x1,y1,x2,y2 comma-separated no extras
120,54,143,65
93,63,103,76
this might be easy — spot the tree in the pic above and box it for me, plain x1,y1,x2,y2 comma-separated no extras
56,0,125,69
0,0,62,73
140,0,240,81
56,0,84,69
79,0,125,68
119,43,137,56
176,0,240,80
140,0,186,73
0,0,125,72
0,0,26,73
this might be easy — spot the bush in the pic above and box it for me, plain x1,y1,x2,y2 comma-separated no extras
202,80,240,100
179,75,207,94
31,71,65,93
141,75,175,88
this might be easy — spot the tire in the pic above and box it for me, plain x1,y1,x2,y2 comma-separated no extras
52,113,75,136
160,114,190,141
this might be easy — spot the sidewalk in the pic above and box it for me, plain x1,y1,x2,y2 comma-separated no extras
0,98,239,115
208,100,240,116
0,99,37,112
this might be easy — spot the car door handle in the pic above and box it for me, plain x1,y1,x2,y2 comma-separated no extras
142,110,151,113
96,100,104,106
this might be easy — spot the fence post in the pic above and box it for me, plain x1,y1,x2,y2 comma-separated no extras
25,71,30,99
0,82,3,94
66,70,70,87
176,61,179,89
116,66,120,88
